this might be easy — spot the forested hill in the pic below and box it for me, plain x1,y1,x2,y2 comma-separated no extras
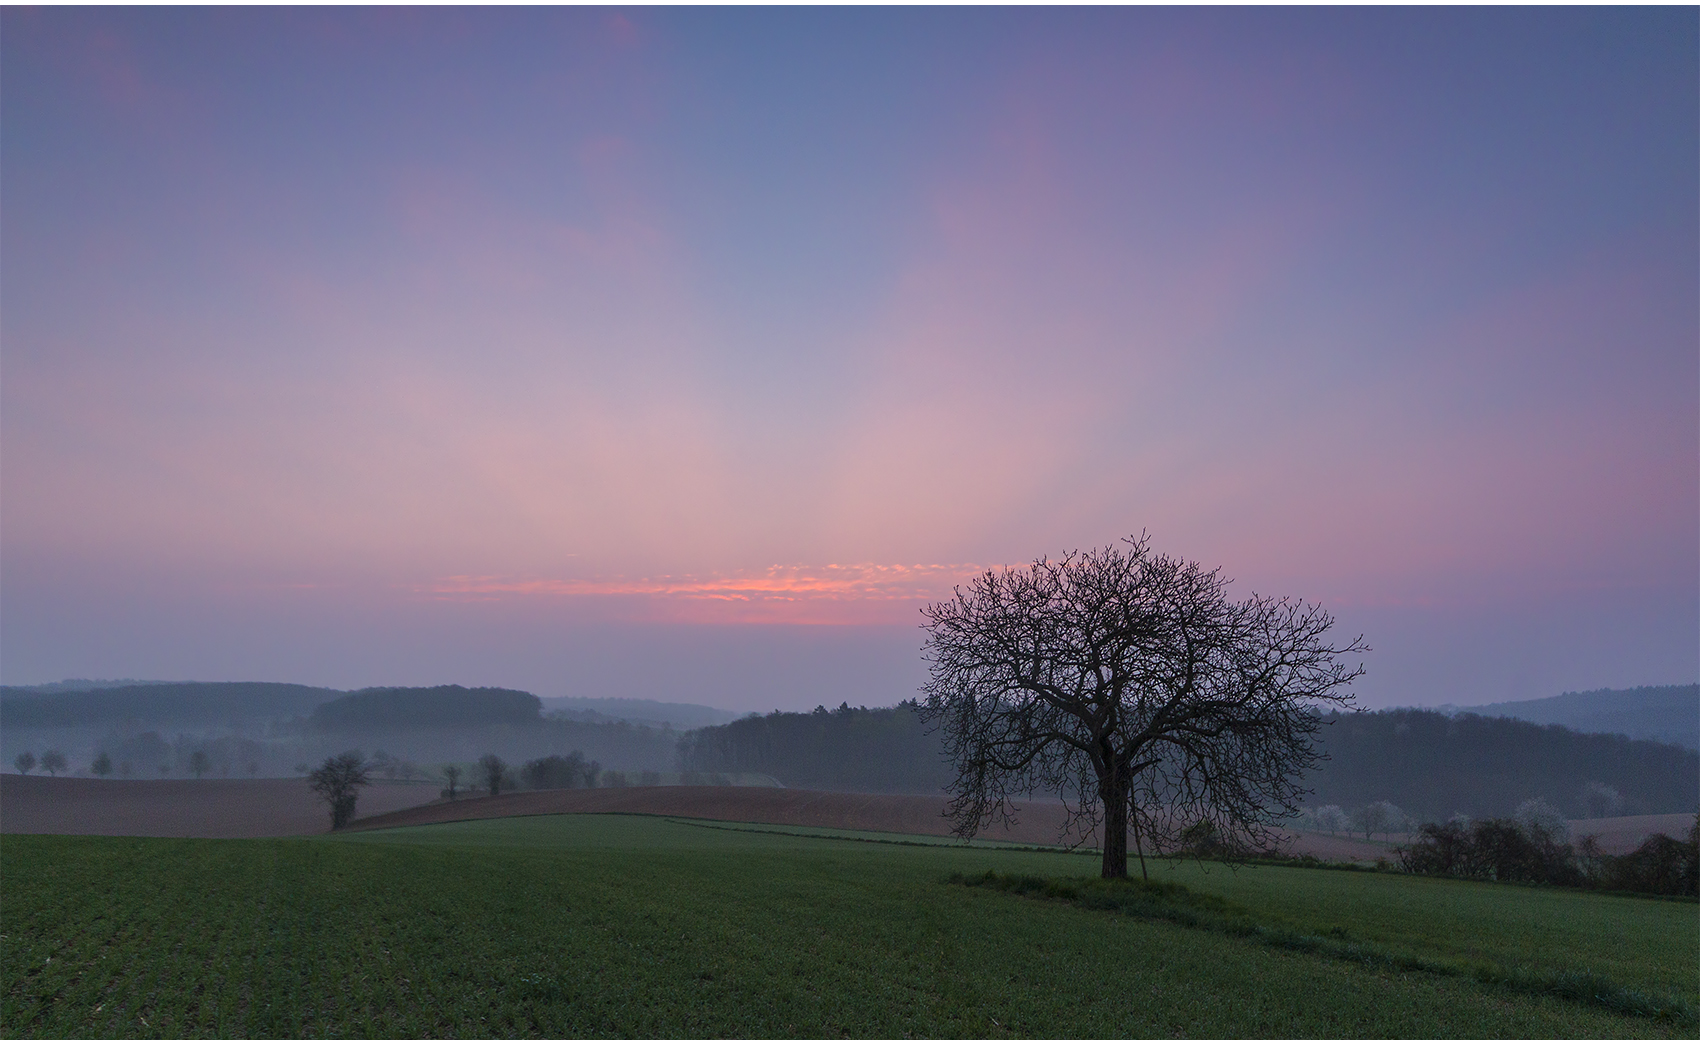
1436,684,1697,750
0,682,341,728
1298,708,1698,820
675,704,1699,818
676,702,949,795
310,686,542,730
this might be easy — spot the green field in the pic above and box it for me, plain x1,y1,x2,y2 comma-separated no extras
3,813,1696,1037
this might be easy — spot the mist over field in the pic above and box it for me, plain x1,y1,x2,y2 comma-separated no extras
5,681,1694,831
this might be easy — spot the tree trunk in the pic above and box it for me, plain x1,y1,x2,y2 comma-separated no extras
1130,803,1149,881
1100,765,1129,879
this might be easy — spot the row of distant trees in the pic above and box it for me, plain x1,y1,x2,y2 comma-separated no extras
308,748,670,829
12,747,246,779
12,751,68,776
1293,796,1573,843
1292,801,1414,840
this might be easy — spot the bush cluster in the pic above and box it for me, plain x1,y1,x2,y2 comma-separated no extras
1400,814,1698,896
519,751,601,790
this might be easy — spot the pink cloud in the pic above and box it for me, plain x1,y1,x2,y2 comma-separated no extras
413,563,988,625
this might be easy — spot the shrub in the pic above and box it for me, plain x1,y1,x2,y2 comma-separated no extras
478,754,508,797
1400,813,1698,895
1399,817,1581,886
1597,824,1698,896
309,751,372,830
521,752,589,790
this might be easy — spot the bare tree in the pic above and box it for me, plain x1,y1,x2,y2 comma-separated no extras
92,752,113,777
189,751,210,779
443,764,462,799
479,754,508,797
1353,800,1405,840
1580,781,1622,820
309,751,372,830
1311,803,1349,835
918,536,1365,879
1515,797,1570,843
40,750,68,777
13,752,35,775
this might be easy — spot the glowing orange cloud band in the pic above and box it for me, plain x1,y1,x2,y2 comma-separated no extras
420,563,986,603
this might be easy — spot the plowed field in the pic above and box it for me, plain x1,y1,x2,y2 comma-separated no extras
0,774,439,837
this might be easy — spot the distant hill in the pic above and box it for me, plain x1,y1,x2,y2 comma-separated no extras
1434,684,1697,750
0,682,342,729
310,686,542,731
675,703,1699,818
539,696,742,731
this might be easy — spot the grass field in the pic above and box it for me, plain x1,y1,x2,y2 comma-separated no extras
3,813,1695,1037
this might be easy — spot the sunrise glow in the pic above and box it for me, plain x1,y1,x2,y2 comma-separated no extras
3,8,1693,709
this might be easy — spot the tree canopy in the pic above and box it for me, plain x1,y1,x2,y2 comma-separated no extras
918,536,1365,878
309,750,372,830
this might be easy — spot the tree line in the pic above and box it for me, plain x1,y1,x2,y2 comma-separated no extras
1399,811,1698,896
10,738,259,779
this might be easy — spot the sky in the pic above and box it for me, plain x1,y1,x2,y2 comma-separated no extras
3,8,1695,712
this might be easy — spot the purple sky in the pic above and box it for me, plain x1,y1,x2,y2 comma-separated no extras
3,8,1695,711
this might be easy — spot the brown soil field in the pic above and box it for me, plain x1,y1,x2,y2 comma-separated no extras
1568,813,1695,853
5,773,1687,859
0,775,440,838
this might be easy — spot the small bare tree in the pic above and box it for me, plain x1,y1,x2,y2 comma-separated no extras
309,751,372,830
1580,781,1623,820
189,751,210,779
40,750,68,777
1313,804,1349,835
13,752,36,775
919,536,1365,879
1516,797,1570,843
92,752,113,777
479,754,508,797
1353,800,1404,840
443,764,462,799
